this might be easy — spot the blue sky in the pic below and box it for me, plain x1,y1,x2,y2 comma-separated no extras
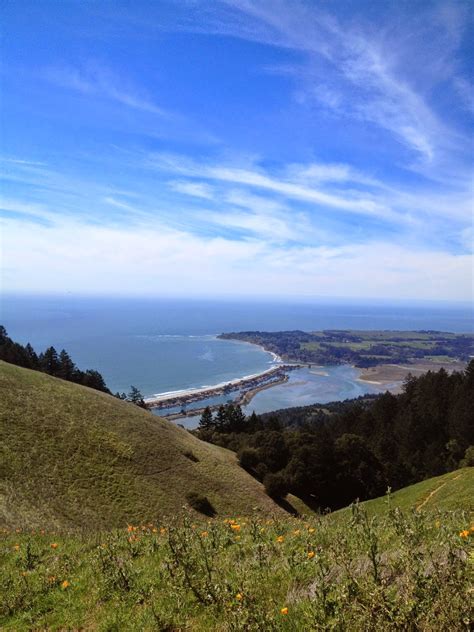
1,0,473,301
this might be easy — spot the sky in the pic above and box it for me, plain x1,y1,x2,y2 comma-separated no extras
1,0,473,302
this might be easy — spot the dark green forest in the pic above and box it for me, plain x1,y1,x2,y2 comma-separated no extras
0,326,110,393
197,362,474,510
0,327,149,405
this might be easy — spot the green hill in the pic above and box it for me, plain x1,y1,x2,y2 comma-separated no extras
0,361,285,529
332,467,474,520
1,361,472,630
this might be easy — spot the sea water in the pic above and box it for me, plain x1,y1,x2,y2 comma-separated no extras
2,295,472,404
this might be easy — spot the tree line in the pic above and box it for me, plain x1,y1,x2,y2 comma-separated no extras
197,362,474,510
0,326,147,406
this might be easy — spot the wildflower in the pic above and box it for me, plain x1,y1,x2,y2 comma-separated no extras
460,530,469,538
308,527,315,533
281,607,289,615
160,527,167,535
435,520,441,528
13,544,20,551
127,525,134,533
236,593,243,601
50,542,59,549
201,531,208,538
307,551,315,559
21,571,28,577
48,575,56,583
276,535,284,543
260,527,265,533
231,524,241,531
235,535,241,540
61,580,70,590
152,527,158,533
293,529,301,536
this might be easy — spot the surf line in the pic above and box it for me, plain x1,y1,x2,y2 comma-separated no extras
145,365,299,411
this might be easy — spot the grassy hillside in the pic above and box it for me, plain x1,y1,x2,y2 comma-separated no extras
0,361,284,529
1,361,472,629
1,498,472,630
332,467,474,520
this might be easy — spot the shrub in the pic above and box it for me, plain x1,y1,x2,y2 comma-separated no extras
460,445,474,467
238,447,260,472
185,492,216,516
263,472,288,500
183,450,199,463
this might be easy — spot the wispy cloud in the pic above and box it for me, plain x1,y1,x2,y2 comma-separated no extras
207,1,470,168
147,152,397,221
168,181,215,200
44,63,167,116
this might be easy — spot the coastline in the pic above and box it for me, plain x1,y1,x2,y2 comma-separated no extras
147,336,467,421
145,334,288,408
145,365,294,410
161,373,290,421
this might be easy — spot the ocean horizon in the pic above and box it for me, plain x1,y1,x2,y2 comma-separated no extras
1,295,472,403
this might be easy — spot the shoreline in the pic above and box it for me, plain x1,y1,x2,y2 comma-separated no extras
161,374,290,422
145,364,296,410
146,336,282,403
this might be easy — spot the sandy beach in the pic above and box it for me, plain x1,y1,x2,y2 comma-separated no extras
145,365,291,409
357,360,466,389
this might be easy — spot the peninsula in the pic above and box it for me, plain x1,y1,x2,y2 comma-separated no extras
145,364,297,412
218,329,473,368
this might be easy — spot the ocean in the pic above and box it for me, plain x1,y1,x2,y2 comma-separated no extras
2,295,472,415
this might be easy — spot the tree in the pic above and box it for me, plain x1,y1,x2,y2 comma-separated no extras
215,405,228,432
57,349,76,380
81,370,109,393
40,347,60,375
199,406,214,431
229,404,247,433
24,343,39,369
127,385,147,408
264,472,288,500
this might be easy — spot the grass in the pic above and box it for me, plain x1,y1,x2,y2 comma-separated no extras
1,361,473,629
333,468,474,520
1,504,472,630
0,361,284,530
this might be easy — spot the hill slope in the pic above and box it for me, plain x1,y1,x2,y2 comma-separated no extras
0,361,284,529
332,467,474,520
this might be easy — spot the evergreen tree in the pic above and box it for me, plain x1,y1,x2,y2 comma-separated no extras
229,404,247,433
127,385,147,408
215,405,228,432
40,347,60,375
248,411,259,432
82,370,109,393
24,343,39,369
199,406,214,431
57,349,76,380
